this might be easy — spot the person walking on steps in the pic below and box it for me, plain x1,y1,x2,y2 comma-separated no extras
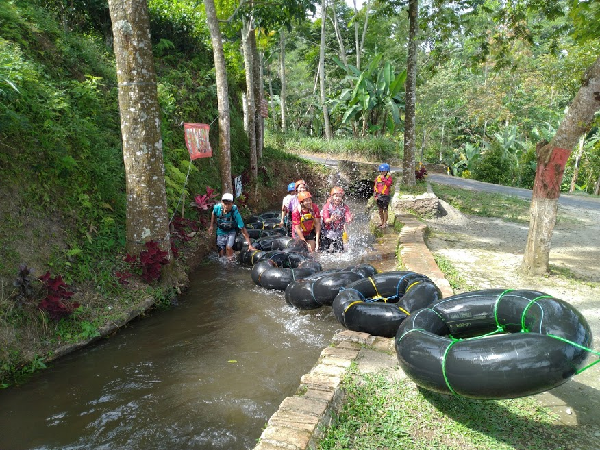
208,193,255,259
321,186,352,253
374,163,393,229
292,191,321,253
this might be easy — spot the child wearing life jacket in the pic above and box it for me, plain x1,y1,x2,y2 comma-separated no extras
292,191,321,253
282,179,308,236
374,163,393,228
321,186,352,252
208,193,255,258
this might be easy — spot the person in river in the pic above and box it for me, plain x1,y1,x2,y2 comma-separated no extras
320,186,352,253
279,182,297,236
292,191,321,253
208,193,255,258
373,163,393,228
282,179,308,236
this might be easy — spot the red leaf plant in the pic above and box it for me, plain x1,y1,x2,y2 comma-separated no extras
123,241,170,283
415,165,428,181
38,272,80,320
193,186,218,211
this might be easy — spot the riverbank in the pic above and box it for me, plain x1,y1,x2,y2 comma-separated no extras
0,154,330,387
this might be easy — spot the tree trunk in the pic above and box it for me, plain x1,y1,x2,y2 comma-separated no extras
251,34,263,160
330,2,348,70
204,0,232,194
353,0,370,71
522,55,600,275
279,29,287,132
402,0,418,186
353,0,360,70
107,0,171,258
569,135,585,193
319,0,332,140
268,64,276,130
241,18,258,181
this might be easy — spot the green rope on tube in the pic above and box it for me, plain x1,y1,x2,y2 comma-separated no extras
520,295,553,332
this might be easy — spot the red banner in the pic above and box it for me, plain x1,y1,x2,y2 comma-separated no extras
184,123,212,160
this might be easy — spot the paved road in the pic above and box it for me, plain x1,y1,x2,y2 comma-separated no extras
299,154,600,212
428,173,600,212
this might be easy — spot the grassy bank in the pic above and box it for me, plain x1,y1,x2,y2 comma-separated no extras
318,366,581,450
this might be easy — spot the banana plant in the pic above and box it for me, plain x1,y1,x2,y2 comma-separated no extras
331,54,407,136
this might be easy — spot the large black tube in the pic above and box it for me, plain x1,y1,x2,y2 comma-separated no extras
285,265,378,310
259,212,280,220
395,289,593,399
284,278,323,309
346,264,378,279
251,260,321,291
312,272,364,306
332,271,442,337
238,249,266,265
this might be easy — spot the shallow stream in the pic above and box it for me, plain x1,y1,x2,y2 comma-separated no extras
0,200,373,450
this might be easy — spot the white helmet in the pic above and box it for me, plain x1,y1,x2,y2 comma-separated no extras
222,193,234,202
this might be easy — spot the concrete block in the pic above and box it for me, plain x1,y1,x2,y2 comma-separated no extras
259,425,312,449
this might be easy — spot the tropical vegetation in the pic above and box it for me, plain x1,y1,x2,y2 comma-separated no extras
1,0,599,388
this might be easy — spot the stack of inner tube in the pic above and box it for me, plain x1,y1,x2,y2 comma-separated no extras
232,228,287,252
285,264,378,310
238,249,310,267
246,211,282,230
251,259,323,291
332,271,442,337
395,289,593,399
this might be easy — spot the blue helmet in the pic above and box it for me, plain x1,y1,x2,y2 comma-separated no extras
378,163,390,172
287,182,296,192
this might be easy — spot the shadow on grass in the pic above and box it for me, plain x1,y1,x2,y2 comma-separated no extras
419,385,599,449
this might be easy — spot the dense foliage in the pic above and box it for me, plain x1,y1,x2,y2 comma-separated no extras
261,0,600,191
1,0,599,385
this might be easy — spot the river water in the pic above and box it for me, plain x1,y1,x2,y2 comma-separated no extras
0,200,373,450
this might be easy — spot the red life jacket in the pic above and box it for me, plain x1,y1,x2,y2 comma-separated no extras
375,174,392,195
300,210,315,233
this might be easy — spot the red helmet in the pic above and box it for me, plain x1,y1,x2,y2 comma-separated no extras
330,186,344,196
297,191,312,202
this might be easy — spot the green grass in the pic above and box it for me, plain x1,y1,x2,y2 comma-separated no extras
266,130,401,164
432,253,475,292
318,368,582,450
430,183,531,223
397,181,429,196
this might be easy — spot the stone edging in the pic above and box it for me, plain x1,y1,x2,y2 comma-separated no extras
253,331,379,450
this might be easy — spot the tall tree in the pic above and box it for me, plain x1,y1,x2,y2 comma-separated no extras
402,0,418,185
330,0,348,70
251,31,263,159
204,0,233,194
352,0,370,71
241,17,258,181
522,55,600,275
107,0,171,257
279,29,287,132
319,0,333,139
